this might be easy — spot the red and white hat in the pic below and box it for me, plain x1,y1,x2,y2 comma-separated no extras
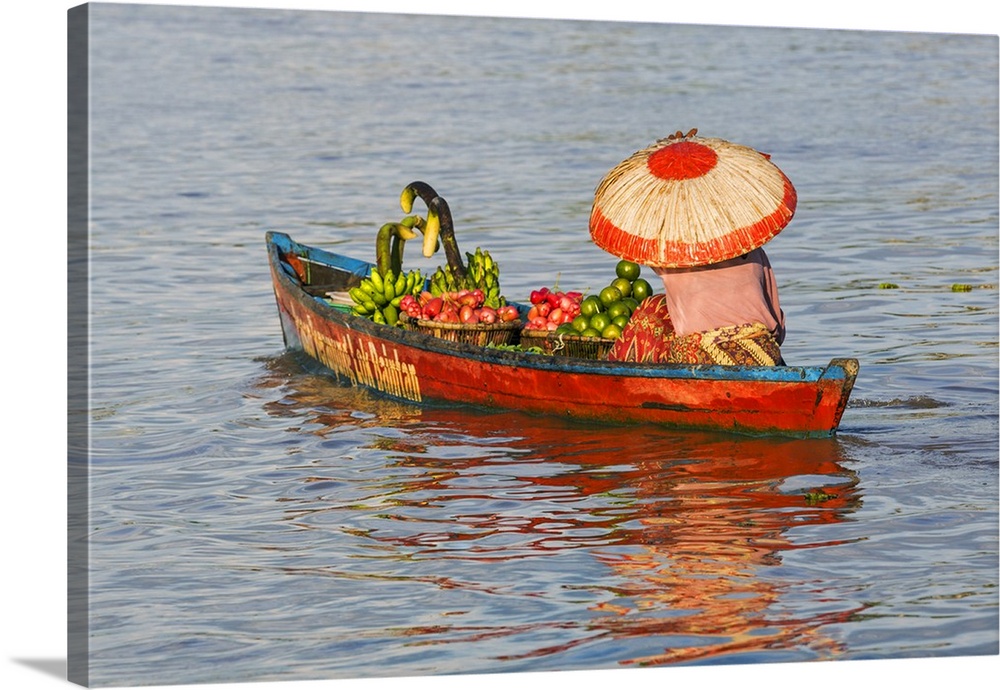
589,130,797,267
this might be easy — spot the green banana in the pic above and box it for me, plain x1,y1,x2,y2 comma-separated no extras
399,214,422,232
348,281,379,314
349,286,369,305
358,278,377,296
383,304,399,326
376,222,421,277
427,246,503,308
383,269,396,301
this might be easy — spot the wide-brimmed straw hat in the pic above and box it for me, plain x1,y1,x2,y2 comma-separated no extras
589,129,797,268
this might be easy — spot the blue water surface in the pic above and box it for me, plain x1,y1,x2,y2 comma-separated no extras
82,5,998,686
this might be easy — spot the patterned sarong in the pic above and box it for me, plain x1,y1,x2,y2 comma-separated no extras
606,295,782,366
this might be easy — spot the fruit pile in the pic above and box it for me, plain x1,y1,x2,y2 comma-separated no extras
523,288,584,331
349,267,425,326
399,289,520,325
560,260,654,340
348,182,511,329
429,247,505,309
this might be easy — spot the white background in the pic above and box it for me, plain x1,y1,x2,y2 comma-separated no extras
3,1,997,689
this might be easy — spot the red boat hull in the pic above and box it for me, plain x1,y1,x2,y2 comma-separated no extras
267,232,858,437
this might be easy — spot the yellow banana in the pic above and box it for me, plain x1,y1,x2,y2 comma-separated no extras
422,206,441,258
400,186,417,214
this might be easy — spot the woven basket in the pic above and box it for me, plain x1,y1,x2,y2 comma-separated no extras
519,329,614,359
402,316,522,347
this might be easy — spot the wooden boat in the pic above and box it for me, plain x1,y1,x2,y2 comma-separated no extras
266,231,859,437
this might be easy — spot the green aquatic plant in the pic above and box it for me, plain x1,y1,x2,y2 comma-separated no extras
804,490,836,504
486,343,545,354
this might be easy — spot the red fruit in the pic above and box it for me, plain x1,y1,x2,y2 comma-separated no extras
498,306,520,322
437,309,460,324
422,297,444,319
478,307,497,324
460,305,479,324
419,291,434,305
536,301,551,318
545,321,558,331
549,307,564,324
459,292,481,308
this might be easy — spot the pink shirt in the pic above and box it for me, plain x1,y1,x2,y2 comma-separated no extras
653,247,785,343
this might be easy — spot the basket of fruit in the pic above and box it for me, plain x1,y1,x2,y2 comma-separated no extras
399,289,522,346
519,261,656,359
519,328,615,359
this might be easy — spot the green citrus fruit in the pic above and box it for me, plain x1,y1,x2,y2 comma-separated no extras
611,277,633,298
612,314,630,329
607,300,630,320
581,327,601,337
589,312,611,332
571,315,590,333
622,297,640,312
598,286,622,308
631,278,653,302
615,260,641,281
601,323,623,339
555,323,575,335
580,295,603,317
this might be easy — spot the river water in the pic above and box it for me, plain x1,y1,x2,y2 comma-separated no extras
79,4,997,687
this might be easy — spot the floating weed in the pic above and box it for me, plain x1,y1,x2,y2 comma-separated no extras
869,282,993,292
804,490,837,504
486,342,545,354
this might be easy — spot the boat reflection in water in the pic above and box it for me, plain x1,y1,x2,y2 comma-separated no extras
261,358,867,668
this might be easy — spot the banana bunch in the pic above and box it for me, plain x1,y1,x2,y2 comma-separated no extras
429,247,504,309
349,266,424,326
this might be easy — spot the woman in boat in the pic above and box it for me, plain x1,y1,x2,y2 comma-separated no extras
592,131,796,367
607,247,786,367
